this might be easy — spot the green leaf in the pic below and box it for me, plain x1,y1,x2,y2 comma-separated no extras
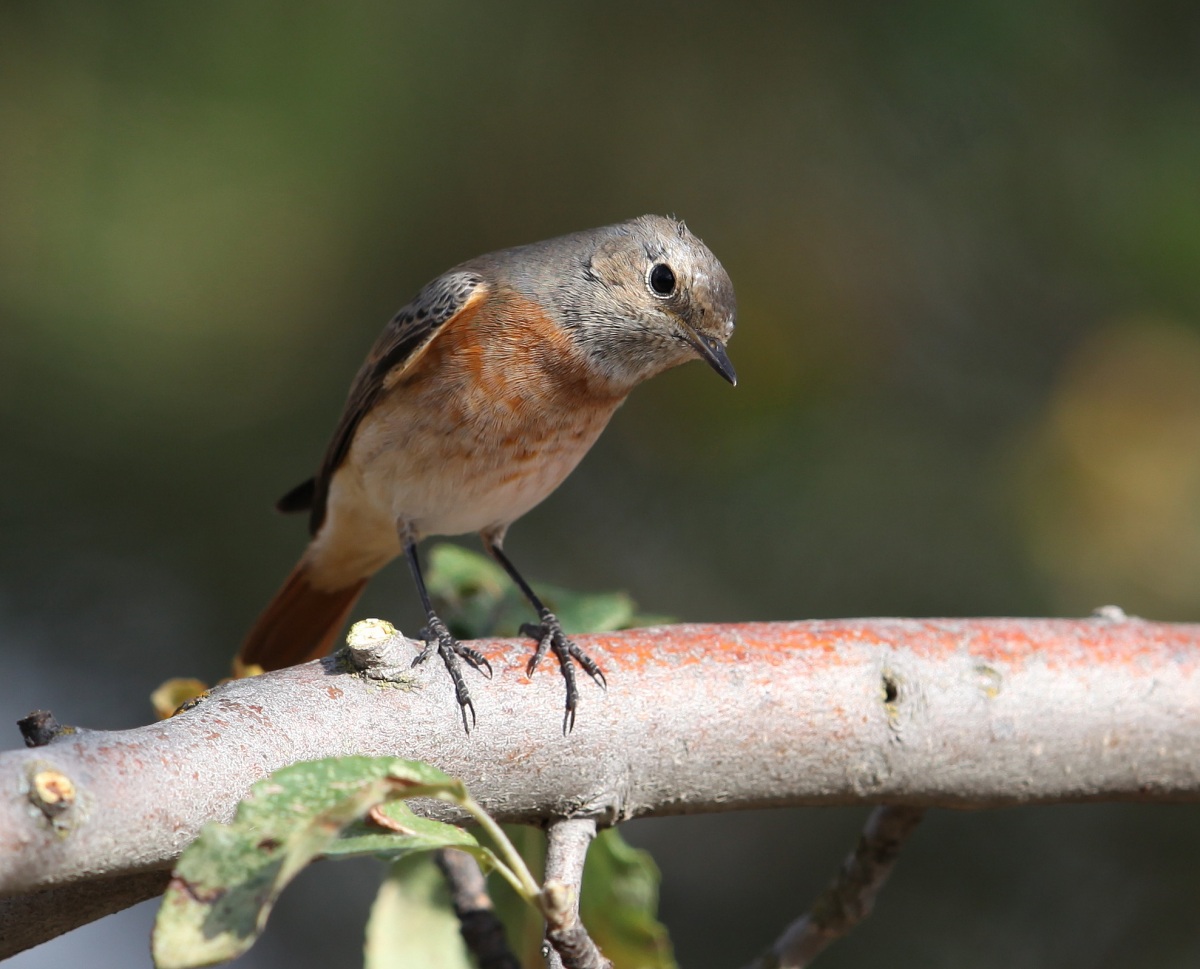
153,776,391,968
364,856,473,969
152,757,472,969
329,800,479,859
537,584,638,636
426,543,667,640
581,829,677,969
330,799,511,884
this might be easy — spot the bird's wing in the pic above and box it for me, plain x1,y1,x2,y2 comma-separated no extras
276,269,489,534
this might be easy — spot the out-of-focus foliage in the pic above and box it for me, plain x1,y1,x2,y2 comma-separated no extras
3,2,1199,967
1018,319,1200,615
364,857,471,969
425,543,668,639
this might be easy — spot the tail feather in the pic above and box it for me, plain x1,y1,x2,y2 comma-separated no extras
240,561,367,671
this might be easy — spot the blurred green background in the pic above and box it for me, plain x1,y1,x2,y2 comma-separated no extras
3,1,1199,966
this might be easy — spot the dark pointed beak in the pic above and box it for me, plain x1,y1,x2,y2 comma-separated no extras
683,327,737,386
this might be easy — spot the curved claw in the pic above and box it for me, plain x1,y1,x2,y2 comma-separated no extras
520,621,553,677
569,642,607,691
518,615,605,731
458,644,493,679
413,616,488,734
411,628,435,667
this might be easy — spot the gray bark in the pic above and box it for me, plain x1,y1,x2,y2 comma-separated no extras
545,818,601,969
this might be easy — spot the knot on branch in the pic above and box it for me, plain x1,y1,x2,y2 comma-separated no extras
341,619,420,682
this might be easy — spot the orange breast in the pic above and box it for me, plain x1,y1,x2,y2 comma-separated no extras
342,288,629,538
400,289,625,445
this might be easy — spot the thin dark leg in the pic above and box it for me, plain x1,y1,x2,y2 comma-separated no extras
404,540,492,733
484,539,606,734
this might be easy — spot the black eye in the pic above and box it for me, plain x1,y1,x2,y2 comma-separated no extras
648,262,676,297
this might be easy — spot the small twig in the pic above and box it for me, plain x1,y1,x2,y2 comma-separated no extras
542,818,610,969
434,848,520,969
544,818,594,904
16,710,71,748
741,805,926,969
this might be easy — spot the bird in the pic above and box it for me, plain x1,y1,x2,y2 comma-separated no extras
239,214,737,732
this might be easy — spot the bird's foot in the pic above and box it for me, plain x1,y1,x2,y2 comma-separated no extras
519,611,606,734
413,615,492,733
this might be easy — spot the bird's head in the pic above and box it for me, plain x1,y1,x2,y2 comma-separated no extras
538,214,738,390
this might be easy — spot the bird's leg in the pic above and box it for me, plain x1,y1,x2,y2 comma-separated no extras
403,538,492,733
483,537,606,733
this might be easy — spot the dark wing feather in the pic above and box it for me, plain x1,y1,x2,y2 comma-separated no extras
276,477,316,513
276,270,488,534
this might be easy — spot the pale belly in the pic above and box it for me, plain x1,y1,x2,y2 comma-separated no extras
305,386,624,585
360,416,610,537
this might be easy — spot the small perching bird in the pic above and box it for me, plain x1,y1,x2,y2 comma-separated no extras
240,215,737,731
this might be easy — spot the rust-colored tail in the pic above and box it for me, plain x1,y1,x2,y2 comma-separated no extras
239,561,367,671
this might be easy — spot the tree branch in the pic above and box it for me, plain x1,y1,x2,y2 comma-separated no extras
543,818,604,969
434,848,520,969
740,805,926,969
0,869,170,958
2,615,1198,958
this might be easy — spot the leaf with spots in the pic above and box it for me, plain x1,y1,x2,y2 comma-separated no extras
152,757,491,968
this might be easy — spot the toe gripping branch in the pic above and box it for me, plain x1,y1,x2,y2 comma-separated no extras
412,614,493,733
483,540,608,733
520,611,607,734
406,536,607,733
405,539,492,733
